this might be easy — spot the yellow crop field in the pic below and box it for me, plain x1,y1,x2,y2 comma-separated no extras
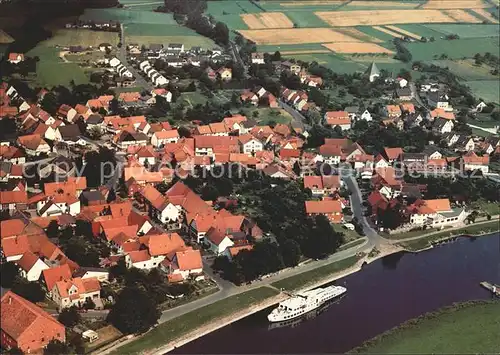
335,27,384,43
385,25,422,40
238,28,361,45
443,9,484,23
322,42,394,54
347,1,419,8
423,0,489,9
279,1,345,6
315,9,461,26
241,12,294,29
373,25,404,38
471,8,500,23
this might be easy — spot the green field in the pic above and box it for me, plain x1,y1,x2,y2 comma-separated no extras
113,287,279,354
272,255,360,291
41,29,119,47
26,46,89,87
353,301,500,354
423,24,500,39
284,11,330,27
466,80,500,103
80,8,177,25
394,24,447,39
238,107,293,125
207,0,261,15
406,37,500,61
428,59,498,81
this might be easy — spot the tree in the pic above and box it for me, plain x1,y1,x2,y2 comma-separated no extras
11,280,46,303
0,262,19,288
83,297,96,310
6,347,23,355
107,286,160,334
213,22,229,45
58,306,81,327
280,239,301,267
44,340,70,355
46,220,59,239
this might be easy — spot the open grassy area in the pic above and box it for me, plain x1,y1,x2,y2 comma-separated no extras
332,223,364,243
466,80,500,103
41,29,119,47
423,23,500,38
114,287,279,354
80,8,177,25
126,34,216,49
428,59,498,81
239,107,293,125
406,37,500,61
398,220,500,251
26,45,89,87
272,255,361,291
352,301,500,354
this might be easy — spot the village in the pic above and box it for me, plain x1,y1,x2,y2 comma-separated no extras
1,8,500,355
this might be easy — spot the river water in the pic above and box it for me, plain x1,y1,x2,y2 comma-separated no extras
173,233,500,354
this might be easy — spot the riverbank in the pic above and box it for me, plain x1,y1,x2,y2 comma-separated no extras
398,220,500,252
349,300,500,354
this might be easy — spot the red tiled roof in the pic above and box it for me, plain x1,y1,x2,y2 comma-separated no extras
148,233,186,256
0,219,27,239
175,249,202,270
42,264,72,291
1,291,65,353
305,200,342,214
16,251,42,272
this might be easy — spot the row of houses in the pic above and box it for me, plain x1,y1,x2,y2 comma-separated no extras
139,60,169,87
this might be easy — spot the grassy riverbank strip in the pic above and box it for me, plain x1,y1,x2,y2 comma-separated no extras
349,300,500,354
114,287,279,355
399,220,500,252
272,255,361,291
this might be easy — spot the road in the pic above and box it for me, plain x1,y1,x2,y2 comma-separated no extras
409,82,429,112
343,175,387,247
279,100,310,131
229,40,245,70
118,24,152,91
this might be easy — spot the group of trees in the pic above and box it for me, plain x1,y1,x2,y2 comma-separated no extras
393,38,412,63
404,175,500,204
196,169,345,284
473,52,499,75
0,262,45,303
157,0,229,46
106,263,193,334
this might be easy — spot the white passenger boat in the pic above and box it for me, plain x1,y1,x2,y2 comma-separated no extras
267,285,347,322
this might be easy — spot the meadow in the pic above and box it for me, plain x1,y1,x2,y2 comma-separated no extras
465,80,500,103
355,301,500,354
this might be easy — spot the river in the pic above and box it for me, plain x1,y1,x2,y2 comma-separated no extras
172,233,500,354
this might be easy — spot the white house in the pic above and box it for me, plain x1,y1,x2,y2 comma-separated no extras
239,135,264,155
167,249,203,280
17,252,49,282
251,52,265,64
109,57,121,68
37,199,81,217
151,130,180,147
205,231,234,255
51,277,101,309
359,110,372,121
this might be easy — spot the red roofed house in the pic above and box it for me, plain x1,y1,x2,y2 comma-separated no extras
303,175,342,197
151,129,180,147
461,151,490,174
42,264,73,295
16,134,51,156
407,199,466,228
51,277,101,309
383,147,404,163
305,200,344,223
8,53,24,64
324,111,351,130
162,249,203,280
17,251,49,282
385,105,402,119
1,291,66,353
